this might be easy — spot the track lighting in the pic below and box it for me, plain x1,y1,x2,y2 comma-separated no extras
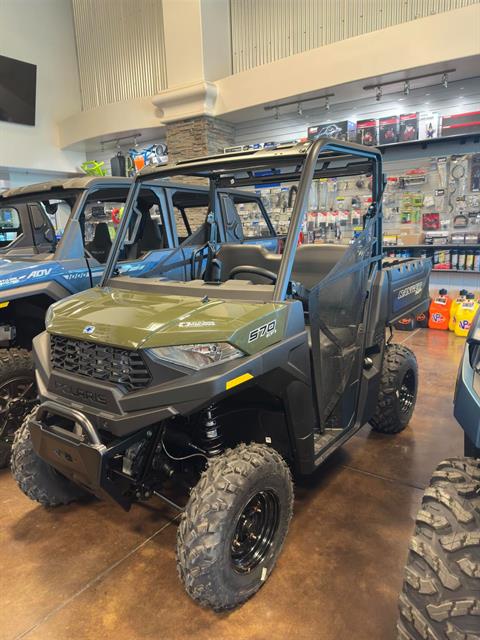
264,92,334,114
363,68,455,98
274,106,279,120
324,97,330,111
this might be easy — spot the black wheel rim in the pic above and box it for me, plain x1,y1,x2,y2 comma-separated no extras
0,377,36,443
230,490,280,574
399,369,415,414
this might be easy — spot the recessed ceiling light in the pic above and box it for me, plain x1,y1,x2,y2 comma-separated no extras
460,86,465,90
425,93,430,96
398,98,404,102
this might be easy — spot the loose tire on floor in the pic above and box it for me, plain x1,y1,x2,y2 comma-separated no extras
371,343,418,434
0,348,36,469
176,442,294,611
11,408,87,506
397,457,480,640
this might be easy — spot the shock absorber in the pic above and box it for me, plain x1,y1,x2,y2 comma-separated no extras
200,405,224,457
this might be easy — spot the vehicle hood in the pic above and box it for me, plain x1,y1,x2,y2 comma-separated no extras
46,286,288,353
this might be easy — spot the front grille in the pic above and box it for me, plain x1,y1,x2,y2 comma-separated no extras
50,335,151,391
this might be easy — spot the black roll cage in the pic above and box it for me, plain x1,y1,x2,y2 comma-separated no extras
100,138,384,302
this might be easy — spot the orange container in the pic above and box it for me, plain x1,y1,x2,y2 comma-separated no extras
428,288,452,330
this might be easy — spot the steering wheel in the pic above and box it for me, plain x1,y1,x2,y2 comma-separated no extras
228,265,277,284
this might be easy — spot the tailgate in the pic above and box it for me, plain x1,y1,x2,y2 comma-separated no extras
383,257,431,324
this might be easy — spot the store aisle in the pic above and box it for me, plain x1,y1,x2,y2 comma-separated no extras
0,330,465,640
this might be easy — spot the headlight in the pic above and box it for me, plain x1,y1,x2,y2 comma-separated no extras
149,343,243,370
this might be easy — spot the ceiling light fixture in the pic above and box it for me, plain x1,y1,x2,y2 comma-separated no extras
274,106,279,120
264,92,335,113
363,68,456,98
376,86,382,101
297,102,303,116
325,96,330,111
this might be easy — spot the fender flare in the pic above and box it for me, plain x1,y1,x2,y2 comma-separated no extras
0,281,72,304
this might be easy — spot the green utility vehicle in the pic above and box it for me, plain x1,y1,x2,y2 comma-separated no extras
12,139,431,611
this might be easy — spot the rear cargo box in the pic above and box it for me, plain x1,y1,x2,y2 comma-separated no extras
383,257,431,324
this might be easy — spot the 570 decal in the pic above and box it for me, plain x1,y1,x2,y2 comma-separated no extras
248,320,277,343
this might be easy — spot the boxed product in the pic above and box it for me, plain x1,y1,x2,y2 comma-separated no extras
399,113,418,142
307,121,356,142
379,115,399,145
356,119,378,146
418,112,439,139
441,110,480,137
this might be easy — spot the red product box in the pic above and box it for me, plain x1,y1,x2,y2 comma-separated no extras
441,111,480,137
356,119,378,146
379,115,399,145
399,113,418,142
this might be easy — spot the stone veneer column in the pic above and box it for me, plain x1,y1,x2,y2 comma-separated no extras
166,116,235,164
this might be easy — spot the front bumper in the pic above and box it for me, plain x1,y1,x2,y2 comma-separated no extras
454,342,480,448
28,401,151,509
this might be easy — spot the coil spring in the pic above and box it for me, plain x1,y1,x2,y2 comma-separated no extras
201,405,224,457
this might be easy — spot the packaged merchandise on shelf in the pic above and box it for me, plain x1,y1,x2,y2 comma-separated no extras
441,110,480,137
399,113,418,142
356,119,378,146
428,289,451,330
471,154,480,192
432,248,451,270
379,115,400,145
454,293,479,337
418,112,440,139
424,231,449,245
307,121,356,142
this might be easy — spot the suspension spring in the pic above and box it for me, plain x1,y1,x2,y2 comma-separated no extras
200,405,224,457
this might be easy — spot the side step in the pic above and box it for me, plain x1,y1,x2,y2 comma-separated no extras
313,429,343,456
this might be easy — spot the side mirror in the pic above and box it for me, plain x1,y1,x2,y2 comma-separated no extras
44,227,56,244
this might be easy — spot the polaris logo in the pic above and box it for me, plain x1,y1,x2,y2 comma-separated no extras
397,282,423,300
83,325,95,335
54,380,107,405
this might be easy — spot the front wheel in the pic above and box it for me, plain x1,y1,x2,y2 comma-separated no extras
11,409,87,506
0,348,36,468
371,343,418,434
397,457,480,639
176,443,294,611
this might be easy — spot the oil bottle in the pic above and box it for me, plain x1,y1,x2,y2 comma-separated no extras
428,288,452,331
449,289,468,331
454,293,479,337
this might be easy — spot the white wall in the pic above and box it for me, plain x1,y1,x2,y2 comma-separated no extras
230,0,480,73
0,0,85,176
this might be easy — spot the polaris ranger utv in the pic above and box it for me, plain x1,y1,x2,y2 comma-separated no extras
397,311,480,640
0,177,279,467
12,139,431,611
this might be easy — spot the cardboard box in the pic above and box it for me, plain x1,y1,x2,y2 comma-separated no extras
356,119,378,146
308,121,356,142
418,112,439,139
441,110,480,137
399,113,418,142
379,115,399,145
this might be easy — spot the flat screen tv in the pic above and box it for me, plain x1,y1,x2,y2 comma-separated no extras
0,55,36,126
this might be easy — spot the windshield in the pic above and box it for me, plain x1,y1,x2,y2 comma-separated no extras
101,142,381,301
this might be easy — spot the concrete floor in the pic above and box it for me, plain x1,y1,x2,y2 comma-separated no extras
0,329,466,640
